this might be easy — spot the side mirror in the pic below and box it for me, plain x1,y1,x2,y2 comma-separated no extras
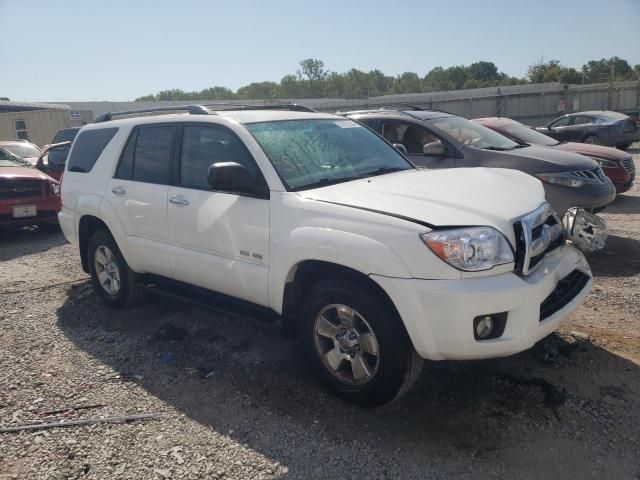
423,142,446,156
207,162,255,192
392,143,408,156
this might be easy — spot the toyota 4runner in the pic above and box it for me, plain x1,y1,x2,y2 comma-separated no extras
59,104,592,406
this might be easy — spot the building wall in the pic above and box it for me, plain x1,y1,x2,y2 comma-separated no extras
0,109,72,147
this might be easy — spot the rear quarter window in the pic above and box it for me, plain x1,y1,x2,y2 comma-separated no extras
67,128,118,173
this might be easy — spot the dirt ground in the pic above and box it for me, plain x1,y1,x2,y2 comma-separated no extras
1,152,639,480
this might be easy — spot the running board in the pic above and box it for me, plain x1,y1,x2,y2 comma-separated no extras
136,275,282,329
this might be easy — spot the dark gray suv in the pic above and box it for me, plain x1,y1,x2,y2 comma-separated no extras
344,108,616,215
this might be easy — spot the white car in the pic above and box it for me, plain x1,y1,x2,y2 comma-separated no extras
59,105,592,406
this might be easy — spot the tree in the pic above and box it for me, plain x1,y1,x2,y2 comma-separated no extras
198,86,236,100
236,81,280,99
582,57,636,83
297,58,327,97
467,61,499,82
390,72,422,94
280,74,306,98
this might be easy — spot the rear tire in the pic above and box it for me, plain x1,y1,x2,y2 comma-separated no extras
583,135,601,145
88,230,146,308
299,276,423,407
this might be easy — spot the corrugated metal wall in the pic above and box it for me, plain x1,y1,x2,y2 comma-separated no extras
56,80,640,127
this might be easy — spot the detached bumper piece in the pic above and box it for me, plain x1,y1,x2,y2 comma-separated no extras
540,270,590,321
562,208,608,252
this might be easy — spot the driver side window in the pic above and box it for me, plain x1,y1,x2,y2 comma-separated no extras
382,123,440,154
551,116,570,128
180,125,257,190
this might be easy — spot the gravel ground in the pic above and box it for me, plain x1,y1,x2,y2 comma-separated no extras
1,152,639,480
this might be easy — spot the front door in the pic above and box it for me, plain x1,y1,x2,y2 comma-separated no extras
167,123,270,307
106,124,176,278
380,121,457,169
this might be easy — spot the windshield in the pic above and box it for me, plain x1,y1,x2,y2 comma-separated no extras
429,116,521,150
498,122,560,146
0,148,27,167
3,143,41,158
246,118,413,190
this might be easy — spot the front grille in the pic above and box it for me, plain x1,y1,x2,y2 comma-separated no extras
540,270,590,321
621,157,635,173
0,179,44,200
514,204,565,276
569,167,607,184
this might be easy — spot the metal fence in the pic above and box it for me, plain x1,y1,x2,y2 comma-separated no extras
63,81,640,126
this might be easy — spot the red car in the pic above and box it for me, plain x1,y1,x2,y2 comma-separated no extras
474,117,635,194
0,148,61,229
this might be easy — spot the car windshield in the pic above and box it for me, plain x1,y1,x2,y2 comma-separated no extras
0,148,27,167
429,116,521,150
3,143,41,158
498,122,560,146
246,118,413,190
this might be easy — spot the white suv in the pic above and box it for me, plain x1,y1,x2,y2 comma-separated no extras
59,105,592,406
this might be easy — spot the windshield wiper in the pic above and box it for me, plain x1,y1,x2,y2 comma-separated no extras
481,146,508,151
363,166,407,177
513,144,530,148
293,176,361,191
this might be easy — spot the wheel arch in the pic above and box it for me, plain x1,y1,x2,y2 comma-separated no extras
281,260,406,338
78,215,111,273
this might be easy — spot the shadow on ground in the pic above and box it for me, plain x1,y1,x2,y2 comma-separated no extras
0,227,67,262
55,285,640,478
604,193,640,215
587,234,640,277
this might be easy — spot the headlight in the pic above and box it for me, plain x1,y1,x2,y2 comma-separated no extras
589,157,617,169
420,227,514,271
534,172,584,187
50,182,61,195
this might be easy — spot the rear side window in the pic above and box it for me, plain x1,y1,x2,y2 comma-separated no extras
116,125,176,184
67,128,118,173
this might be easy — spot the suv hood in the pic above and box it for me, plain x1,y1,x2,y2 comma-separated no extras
299,168,546,242
0,166,54,181
552,142,629,161
492,144,598,172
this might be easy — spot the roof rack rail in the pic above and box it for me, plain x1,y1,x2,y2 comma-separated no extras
203,103,317,113
93,105,212,123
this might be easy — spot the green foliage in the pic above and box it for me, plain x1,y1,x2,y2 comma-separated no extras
135,56,639,101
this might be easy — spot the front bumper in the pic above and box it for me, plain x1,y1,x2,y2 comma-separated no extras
543,180,615,216
0,196,61,227
372,243,591,361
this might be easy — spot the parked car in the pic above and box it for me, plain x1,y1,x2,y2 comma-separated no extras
343,108,615,215
59,104,593,406
36,141,73,182
0,147,61,229
474,117,635,194
534,111,640,149
0,140,42,165
35,127,81,181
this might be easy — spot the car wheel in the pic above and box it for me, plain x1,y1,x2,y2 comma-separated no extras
88,230,146,308
300,276,423,407
583,135,601,145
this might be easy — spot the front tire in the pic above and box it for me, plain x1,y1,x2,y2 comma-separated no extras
583,135,601,145
299,276,423,407
88,230,146,308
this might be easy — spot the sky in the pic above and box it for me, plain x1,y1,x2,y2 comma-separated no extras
1,0,639,102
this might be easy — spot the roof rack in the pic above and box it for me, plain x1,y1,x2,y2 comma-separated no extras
94,105,212,123
93,103,317,123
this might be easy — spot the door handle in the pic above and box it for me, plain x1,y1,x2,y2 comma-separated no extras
169,196,189,206
111,186,126,196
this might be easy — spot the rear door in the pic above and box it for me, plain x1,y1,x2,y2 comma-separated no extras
107,124,176,277
166,123,270,306
565,115,595,142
